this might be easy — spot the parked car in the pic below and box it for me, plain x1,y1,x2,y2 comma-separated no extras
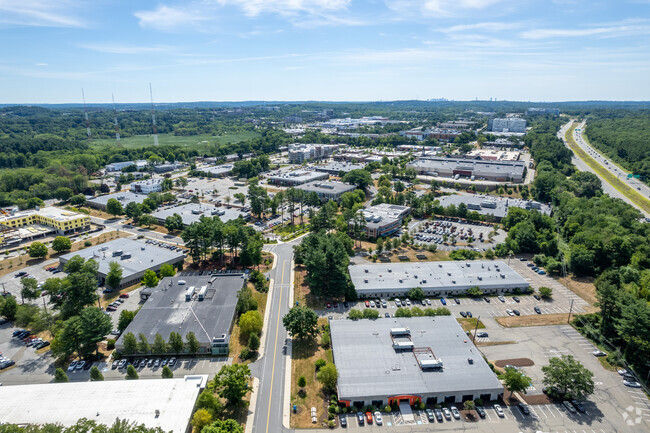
373,411,382,425
111,360,119,369
477,332,488,338
356,412,364,426
450,406,460,419
476,406,486,418
339,414,347,427
571,400,586,413
442,407,452,420
454,298,460,304
513,309,521,316
384,313,390,318
460,311,467,318
483,297,490,303
494,404,504,417
623,380,642,388
506,309,514,316
563,400,577,414
533,294,541,300
83,361,92,370
592,349,607,357
119,293,129,298
365,412,373,424
118,359,127,369
498,296,506,302
518,403,530,415
466,311,472,318
513,296,520,303
67,360,78,371
440,298,447,305
425,409,435,422
434,408,443,422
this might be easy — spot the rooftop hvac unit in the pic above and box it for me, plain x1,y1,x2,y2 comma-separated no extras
438,264,442,267
390,327,410,336
466,263,471,267
500,274,506,278
452,280,456,284
421,279,427,283
447,272,451,276
420,359,443,369
364,269,369,273
399,279,403,283
364,279,368,283
120,253,132,260
393,341,414,351
477,276,482,280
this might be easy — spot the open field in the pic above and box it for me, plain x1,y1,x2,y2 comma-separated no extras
91,131,259,151
565,122,650,214
495,313,572,328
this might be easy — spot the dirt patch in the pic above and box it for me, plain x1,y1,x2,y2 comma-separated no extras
294,266,328,310
475,341,516,347
495,313,571,328
360,247,451,263
457,318,486,332
557,275,598,307
460,410,479,422
522,394,554,405
494,358,534,368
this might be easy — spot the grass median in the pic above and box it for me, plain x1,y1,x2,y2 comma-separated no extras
565,122,650,215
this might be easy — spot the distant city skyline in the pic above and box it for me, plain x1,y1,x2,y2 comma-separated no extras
1,0,649,103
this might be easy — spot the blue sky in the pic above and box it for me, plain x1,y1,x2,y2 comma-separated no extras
1,0,649,103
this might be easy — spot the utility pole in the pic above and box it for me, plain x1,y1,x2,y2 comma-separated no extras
472,316,481,343
567,299,574,324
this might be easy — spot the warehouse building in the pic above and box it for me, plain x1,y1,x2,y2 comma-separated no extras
314,162,367,175
407,157,527,182
151,202,249,226
196,163,234,177
437,195,552,221
267,169,329,186
59,238,185,288
331,317,503,408
87,191,148,212
349,260,529,298
358,204,410,239
116,273,244,355
296,180,356,202
488,118,526,133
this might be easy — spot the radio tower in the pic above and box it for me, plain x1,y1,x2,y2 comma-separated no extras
82,88,91,140
149,83,159,146
112,93,121,146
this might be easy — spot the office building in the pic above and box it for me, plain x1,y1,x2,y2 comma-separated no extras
0,206,90,245
267,169,329,186
436,195,551,221
488,118,527,133
358,204,410,239
314,162,367,176
288,143,339,164
407,157,527,182
87,191,148,212
151,203,249,227
296,181,356,202
131,178,163,194
105,160,148,172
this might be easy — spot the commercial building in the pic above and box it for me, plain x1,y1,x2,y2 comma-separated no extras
315,162,367,176
0,376,207,433
0,207,90,245
488,118,527,133
59,238,185,288
438,121,473,130
288,143,338,163
466,149,521,161
331,317,503,408
131,178,163,194
196,163,234,177
116,273,244,355
407,157,527,182
268,169,329,186
437,195,552,221
87,191,148,212
348,260,529,298
105,160,147,172
154,162,184,173
151,203,249,226
296,181,356,202
358,204,410,239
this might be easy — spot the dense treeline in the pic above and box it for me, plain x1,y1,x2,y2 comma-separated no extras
0,418,169,433
497,117,650,380
584,112,650,183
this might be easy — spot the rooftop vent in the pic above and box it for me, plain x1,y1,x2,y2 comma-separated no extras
364,269,369,273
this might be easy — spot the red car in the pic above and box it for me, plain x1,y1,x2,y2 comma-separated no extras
326,302,332,308
365,300,370,307
365,412,373,424
119,293,129,298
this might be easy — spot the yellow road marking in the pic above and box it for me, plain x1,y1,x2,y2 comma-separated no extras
265,260,285,433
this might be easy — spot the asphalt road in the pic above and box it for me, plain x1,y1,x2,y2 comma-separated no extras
558,121,650,219
250,240,297,433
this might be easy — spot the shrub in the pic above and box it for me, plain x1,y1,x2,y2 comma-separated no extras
474,398,483,406
106,339,116,350
328,420,335,428
126,364,139,379
248,333,260,351
384,405,392,413
84,240,92,247
328,413,335,420
54,368,68,383
315,359,326,371
328,405,336,414
162,365,173,378
240,348,253,360
298,376,306,388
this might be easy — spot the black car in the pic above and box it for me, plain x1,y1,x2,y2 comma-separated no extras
483,297,491,303
454,298,461,304
533,294,541,301
571,400,586,413
434,408,444,422
513,296,521,303
384,313,390,318
476,332,489,338
518,403,530,415
0,317,9,325
356,412,364,426
513,310,521,316
460,311,467,318
339,415,347,427
466,311,472,318
476,406,486,418
534,306,541,314
343,302,349,308
83,361,92,370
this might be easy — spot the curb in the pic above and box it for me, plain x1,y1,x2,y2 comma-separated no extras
244,377,260,433
282,257,295,429
258,251,278,361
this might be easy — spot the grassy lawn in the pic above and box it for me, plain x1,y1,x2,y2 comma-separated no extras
229,283,268,364
495,313,572,328
294,267,323,309
290,318,333,429
457,317,486,332
273,223,308,236
565,122,650,214
361,245,451,263
91,131,259,151
557,275,598,308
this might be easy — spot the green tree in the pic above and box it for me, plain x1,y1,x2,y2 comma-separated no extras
54,187,74,201
122,332,137,355
202,419,243,433
542,355,595,399
20,277,39,303
467,286,483,297
282,305,318,340
142,269,159,287
298,376,307,388
139,214,157,228
248,333,260,351
159,263,176,278
106,198,124,216
342,169,373,190
362,308,379,319
316,362,338,392
70,194,86,206
138,333,151,354
90,365,104,381
29,241,48,258
186,331,200,355
165,213,184,232
117,309,135,333
1,295,18,320
214,363,251,405
79,306,113,356
348,309,363,320
503,367,532,395
52,236,72,253
126,364,139,379
54,368,69,383
106,261,123,290
125,201,143,222
162,365,174,378
153,333,167,354
394,307,412,317
168,331,184,353
196,389,222,417
239,310,263,339
407,287,424,300
191,409,213,431
236,286,258,315
539,286,553,299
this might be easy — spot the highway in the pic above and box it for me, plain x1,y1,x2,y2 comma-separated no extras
558,121,650,219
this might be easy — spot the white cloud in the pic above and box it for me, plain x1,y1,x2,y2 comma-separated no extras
521,23,650,39
134,5,209,31
0,0,85,27
35,63,48,66
79,43,177,55
386,0,504,17
440,21,522,33
215,0,351,17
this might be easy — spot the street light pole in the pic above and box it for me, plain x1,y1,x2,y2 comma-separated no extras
567,299,574,324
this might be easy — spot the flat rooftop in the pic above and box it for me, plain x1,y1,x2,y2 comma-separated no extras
0,376,206,432
59,238,184,278
198,164,234,176
87,191,148,208
116,274,244,346
0,206,87,223
360,204,410,229
268,169,329,183
315,162,367,174
331,317,502,400
349,260,529,294
437,194,552,219
151,202,248,226
408,157,526,177
296,180,356,195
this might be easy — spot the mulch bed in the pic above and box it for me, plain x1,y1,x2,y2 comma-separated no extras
494,358,534,368
522,394,554,405
460,410,479,422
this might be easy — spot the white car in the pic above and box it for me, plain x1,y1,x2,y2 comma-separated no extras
494,404,505,417
451,406,460,420
442,407,452,420
623,380,642,388
592,349,607,357
506,309,515,316
374,411,383,425
617,369,630,376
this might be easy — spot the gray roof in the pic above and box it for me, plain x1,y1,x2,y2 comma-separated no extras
349,260,529,295
407,157,526,178
437,194,552,219
330,317,503,400
151,202,248,226
197,164,234,176
268,169,329,184
296,180,356,195
360,204,411,230
116,274,244,346
59,238,184,279
87,191,148,208
315,162,367,174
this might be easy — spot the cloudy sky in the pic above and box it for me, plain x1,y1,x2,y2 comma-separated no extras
1,0,649,103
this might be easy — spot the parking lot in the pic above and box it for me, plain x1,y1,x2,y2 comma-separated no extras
184,174,248,203
409,218,508,252
0,258,65,304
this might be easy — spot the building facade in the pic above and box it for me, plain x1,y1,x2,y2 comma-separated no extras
130,178,163,194
358,204,411,239
489,118,527,133
296,181,356,202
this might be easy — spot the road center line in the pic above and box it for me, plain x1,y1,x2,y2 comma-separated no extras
265,260,285,433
